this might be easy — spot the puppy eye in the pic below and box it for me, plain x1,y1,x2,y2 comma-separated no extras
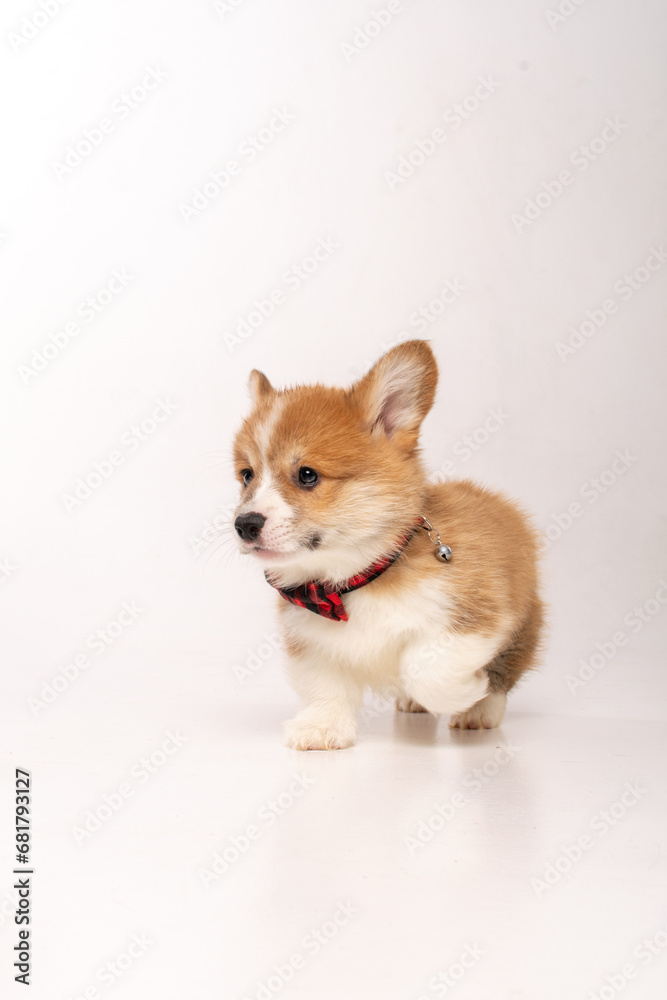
298,467,318,487
240,468,254,487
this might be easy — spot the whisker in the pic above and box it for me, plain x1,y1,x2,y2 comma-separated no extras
201,535,238,574
194,524,234,551
193,451,236,478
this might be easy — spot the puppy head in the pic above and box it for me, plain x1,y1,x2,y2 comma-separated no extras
232,340,438,583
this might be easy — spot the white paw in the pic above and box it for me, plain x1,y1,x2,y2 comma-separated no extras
449,691,506,730
285,718,355,751
395,695,429,713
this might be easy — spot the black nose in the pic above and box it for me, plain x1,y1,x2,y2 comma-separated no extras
235,512,266,542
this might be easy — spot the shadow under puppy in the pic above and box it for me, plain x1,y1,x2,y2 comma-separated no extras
232,340,544,750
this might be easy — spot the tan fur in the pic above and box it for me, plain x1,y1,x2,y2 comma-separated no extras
232,340,544,749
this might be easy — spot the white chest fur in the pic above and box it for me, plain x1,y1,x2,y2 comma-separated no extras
281,576,451,685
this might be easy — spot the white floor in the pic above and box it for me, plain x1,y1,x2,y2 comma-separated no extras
2,1,666,994
4,654,667,1000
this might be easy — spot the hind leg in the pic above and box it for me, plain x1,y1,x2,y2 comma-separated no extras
449,691,506,729
395,694,429,713
451,600,544,730
399,632,502,717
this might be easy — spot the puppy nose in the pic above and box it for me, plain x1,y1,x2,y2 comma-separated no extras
234,512,266,542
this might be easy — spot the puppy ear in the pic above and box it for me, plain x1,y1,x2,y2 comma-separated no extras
350,340,437,441
248,369,273,405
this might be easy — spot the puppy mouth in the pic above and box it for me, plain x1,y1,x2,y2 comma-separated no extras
249,547,284,561
245,533,322,560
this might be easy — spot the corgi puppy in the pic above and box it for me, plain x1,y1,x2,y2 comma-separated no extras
232,340,543,750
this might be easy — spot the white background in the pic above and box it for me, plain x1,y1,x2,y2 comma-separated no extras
1,1,666,998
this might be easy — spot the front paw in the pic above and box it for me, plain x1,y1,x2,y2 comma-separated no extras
285,717,355,751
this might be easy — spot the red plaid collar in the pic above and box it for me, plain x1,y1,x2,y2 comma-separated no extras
265,528,416,622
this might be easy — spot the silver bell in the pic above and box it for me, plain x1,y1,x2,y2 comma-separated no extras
435,544,452,562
